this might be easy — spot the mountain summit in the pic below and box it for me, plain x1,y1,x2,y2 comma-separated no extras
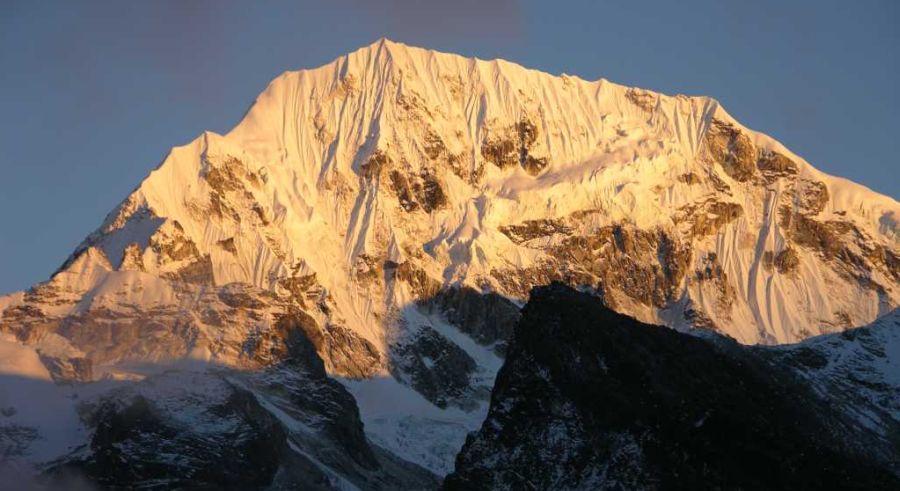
1,39,898,480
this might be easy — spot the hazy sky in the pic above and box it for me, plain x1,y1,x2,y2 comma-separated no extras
1,0,897,294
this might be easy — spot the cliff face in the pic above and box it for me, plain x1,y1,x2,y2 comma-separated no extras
445,284,900,490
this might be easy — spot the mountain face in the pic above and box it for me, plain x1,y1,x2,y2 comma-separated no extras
0,39,898,486
446,284,900,490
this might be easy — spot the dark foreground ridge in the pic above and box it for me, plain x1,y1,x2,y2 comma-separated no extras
445,283,900,490
42,326,438,490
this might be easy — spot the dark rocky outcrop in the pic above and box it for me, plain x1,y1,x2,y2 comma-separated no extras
388,168,448,213
481,117,548,175
417,170,448,212
278,271,320,308
625,88,657,112
149,221,215,285
499,219,572,245
480,131,518,170
675,198,743,238
119,242,145,271
774,247,800,274
779,207,897,293
554,225,692,308
217,237,238,254
420,287,521,350
361,150,391,179
694,252,736,314
390,170,420,212
795,179,829,215
268,309,382,379
391,326,477,409
781,210,849,257
203,156,264,224
423,130,470,182
387,260,442,299
521,155,549,175
757,151,798,181
677,172,701,185
489,223,693,310
762,250,775,272
37,353,93,383
705,118,756,182
218,282,269,310
683,300,721,332
321,321,383,379
445,284,900,490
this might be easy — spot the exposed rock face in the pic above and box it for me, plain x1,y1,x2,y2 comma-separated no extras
705,118,756,182
445,285,900,490
549,224,692,309
499,219,572,245
757,151,799,181
1,260,380,381
480,126,519,170
677,172,702,185
774,247,800,274
119,242,145,271
491,218,697,311
675,198,743,238
384,163,448,213
37,353,93,383
419,287,520,351
391,326,478,409
694,252,736,317
481,117,548,175
389,260,443,300
217,237,238,255
796,179,830,215
779,206,897,296
271,310,382,379
625,88,657,112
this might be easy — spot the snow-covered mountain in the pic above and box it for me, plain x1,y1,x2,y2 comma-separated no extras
1,39,898,485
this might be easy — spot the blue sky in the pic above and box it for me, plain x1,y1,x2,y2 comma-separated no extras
1,0,897,294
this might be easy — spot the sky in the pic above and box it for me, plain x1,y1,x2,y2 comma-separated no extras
0,0,897,294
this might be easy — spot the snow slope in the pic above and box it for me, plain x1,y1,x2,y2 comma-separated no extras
0,335,85,463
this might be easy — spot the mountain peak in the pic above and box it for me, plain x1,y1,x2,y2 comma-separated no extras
368,36,404,50
23,39,898,355
2,40,899,480
4,42,899,363
348,36,409,63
